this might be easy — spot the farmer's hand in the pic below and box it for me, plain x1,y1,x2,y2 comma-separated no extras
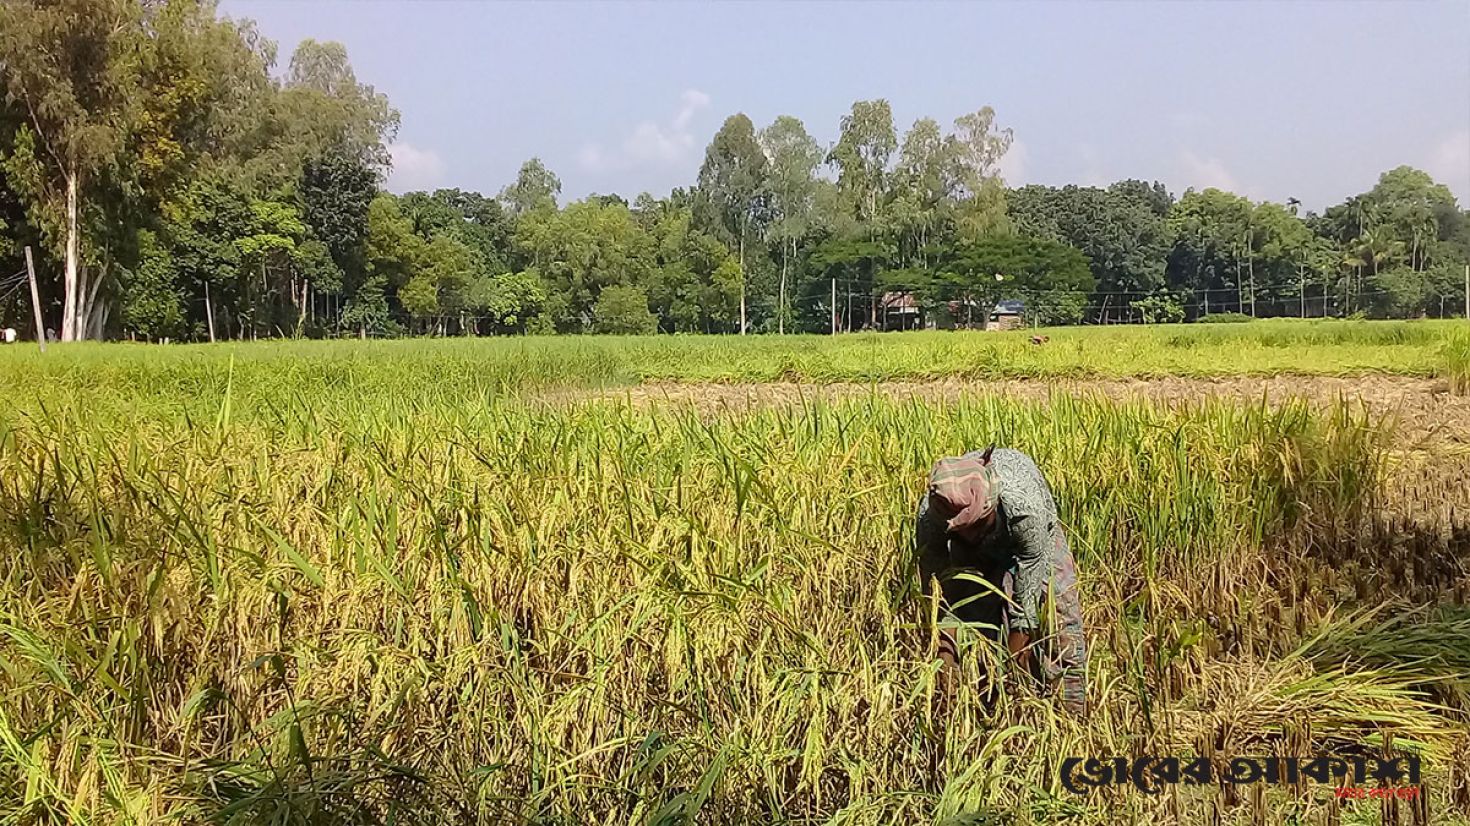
936,629,960,696
1007,630,1033,674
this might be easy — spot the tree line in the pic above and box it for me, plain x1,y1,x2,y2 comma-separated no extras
2,0,1467,342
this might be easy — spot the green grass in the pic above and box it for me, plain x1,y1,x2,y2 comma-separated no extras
0,322,1466,823
1440,332,1470,395
0,320,1464,410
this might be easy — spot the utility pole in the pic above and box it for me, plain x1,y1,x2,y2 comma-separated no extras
1246,229,1256,317
739,279,746,336
1464,263,1468,319
738,224,747,336
204,282,216,342
1299,263,1306,319
831,277,837,335
778,263,786,336
24,246,45,353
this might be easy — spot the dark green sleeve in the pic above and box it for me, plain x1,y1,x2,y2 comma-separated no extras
1007,511,1054,632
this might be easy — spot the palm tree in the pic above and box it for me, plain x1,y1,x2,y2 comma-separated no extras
1360,228,1405,277
1341,243,1367,313
1407,209,1436,271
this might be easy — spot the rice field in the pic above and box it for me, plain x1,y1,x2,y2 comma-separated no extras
1,320,1467,404
1,321,1468,825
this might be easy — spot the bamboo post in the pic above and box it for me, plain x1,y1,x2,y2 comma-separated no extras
831,277,837,335
24,246,45,353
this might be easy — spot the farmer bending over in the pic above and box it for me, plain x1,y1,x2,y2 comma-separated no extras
915,446,1087,715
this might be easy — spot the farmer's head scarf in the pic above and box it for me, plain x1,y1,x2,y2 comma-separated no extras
928,449,1001,533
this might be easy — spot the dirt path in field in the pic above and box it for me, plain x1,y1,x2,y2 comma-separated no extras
545,375,1470,452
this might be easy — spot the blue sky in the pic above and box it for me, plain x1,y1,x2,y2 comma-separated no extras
221,0,1470,211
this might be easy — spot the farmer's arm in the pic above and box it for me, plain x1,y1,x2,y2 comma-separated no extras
1009,513,1089,715
914,493,948,593
914,495,958,667
1050,538,1089,716
1006,511,1054,669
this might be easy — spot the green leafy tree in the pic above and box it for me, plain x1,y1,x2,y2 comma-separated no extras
1166,188,1254,316
400,188,513,275
1356,227,1406,277
422,235,476,320
119,228,188,340
350,193,420,336
234,198,307,337
0,124,40,331
1362,166,1459,271
1251,201,1317,314
758,115,822,333
707,257,744,332
301,151,377,271
949,107,1014,239
824,100,901,328
809,238,892,331
514,198,655,332
339,276,395,336
1313,168,1466,317
1012,181,1170,320
932,235,1094,328
477,269,547,334
890,118,957,268
827,100,896,227
1109,179,1173,218
0,0,267,339
1425,260,1468,317
292,236,342,331
362,193,422,287
1366,267,1425,318
1130,293,1186,324
396,275,437,323
593,284,657,335
156,176,250,339
277,39,399,171
500,157,561,216
643,203,738,332
697,114,770,334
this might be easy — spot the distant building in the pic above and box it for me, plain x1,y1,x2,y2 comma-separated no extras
880,292,923,330
990,300,1025,331
880,292,1026,331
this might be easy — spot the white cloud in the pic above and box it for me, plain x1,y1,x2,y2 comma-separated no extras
580,89,711,173
1177,150,1240,193
386,142,447,193
997,137,1028,185
577,144,606,171
1426,129,1470,202
672,89,710,131
625,121,691,165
